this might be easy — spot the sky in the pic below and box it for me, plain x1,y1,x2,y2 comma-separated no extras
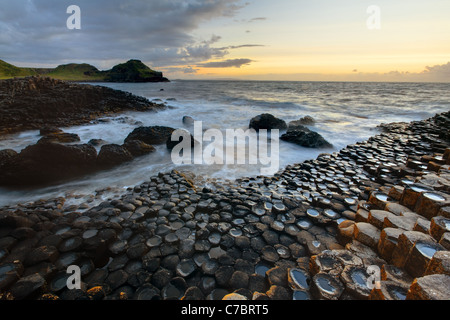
1,0,449,82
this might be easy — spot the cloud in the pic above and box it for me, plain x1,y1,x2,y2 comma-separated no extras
249,17,267,22
198,58,253,68
0,0,248,68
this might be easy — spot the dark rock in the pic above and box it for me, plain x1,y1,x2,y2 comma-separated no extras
310,273,344,300
0,141,97,186
249,114,287,131
40,126,63,136
406,274,450,300
151,268,173,289
97,144,134,167
182,286,205,300
133,284,161,300
124,126,175,145
106,270,129,291
0,76,164,135
123,140,156,157
10,273,46,300
281,130,333,149
182,116,195,126
88,139,107,147
38,132,80,144
267,266,288,287
229,271,249,290
24,245,59,266
369,280,409,300
266,285,291,300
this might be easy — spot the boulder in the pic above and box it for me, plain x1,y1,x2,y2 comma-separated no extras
97,144,134,167
124,126,175,145
281,130,333,149
288,116,316,129
38,132,80,144
88,139,107,147
0,149,18,169
182,116,195,126
0,141,97,186
122,140,156,157
249,114,287,131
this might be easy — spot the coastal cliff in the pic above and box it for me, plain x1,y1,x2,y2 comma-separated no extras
0,59,169,83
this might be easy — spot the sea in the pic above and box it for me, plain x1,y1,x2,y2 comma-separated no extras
1,80,449,207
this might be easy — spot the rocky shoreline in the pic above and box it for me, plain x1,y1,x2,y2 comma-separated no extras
0,76,166,135
0,111,449,300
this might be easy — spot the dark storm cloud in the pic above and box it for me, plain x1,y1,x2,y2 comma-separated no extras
0,0,248,67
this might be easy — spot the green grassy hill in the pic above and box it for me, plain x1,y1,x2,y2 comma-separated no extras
0,59,169,82
0,60,42,79
46,63,105,81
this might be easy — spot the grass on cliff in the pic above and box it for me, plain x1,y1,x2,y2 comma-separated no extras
0,59,166,82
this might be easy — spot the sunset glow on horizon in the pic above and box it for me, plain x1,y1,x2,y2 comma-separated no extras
1,0,449,82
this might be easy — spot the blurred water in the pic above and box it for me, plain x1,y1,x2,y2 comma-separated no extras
0,80,449,207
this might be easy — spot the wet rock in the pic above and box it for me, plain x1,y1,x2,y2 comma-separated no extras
97,144,134,167
151,268,173,289
368,210,396,229
249,114,287,131
266,285,291,300
404,241,445,278
288,268,310,291
124,126,175,145
310,273,344,300
391,231,435,268
24,245,59,266
229,271,249,290
424,250,450,276
123,140,156,157
182,286,205,300
0,141,97,186
10,273,46,300
87,286,106,300
281,130,333,149
353,222,381,249
88,139,107,147
133,284,161,300
377,228,404,262
400,184,433,210
380,264,414,286
430,216,450,242
340,265,372,299
162,277,187,300
266,266,288,287
440,232,450,250
182,116,195,126
219,292,246,301
369,280,409,300
415,191,450,219
406,274,450,300
309,251,343,276
38,132,80,144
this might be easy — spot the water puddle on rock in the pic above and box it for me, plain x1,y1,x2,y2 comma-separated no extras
424,192,445,202
316,276,336,294
416,243,439,259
